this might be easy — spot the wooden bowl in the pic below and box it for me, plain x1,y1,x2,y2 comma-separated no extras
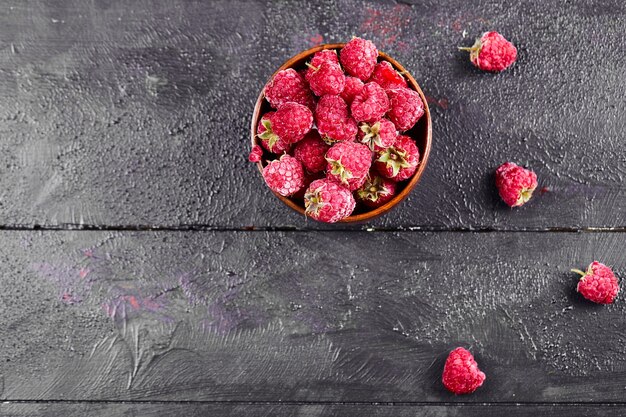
251,43,432,223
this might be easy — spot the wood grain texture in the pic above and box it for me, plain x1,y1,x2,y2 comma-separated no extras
0,0,625,229
2,402,625,417
1,231,625,402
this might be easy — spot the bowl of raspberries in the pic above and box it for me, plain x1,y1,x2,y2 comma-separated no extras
249,37,432,223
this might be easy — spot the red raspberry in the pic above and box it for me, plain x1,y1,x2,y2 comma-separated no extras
248,145,263,163
495,162,538,207
442,347,486,395
262,154,305,197
340,37,378,81
369,61,407,90
307,62,346,96
358,118,397,151
374,134,419,182
340,76,365,104
356,174,397,208
351,82,390,123
315,95,358,143
305,50,339,82
293,131,330,174
271,102,313,144
293,170,325,200
325,141,372,191
459,31,517,73
386,87,424,132
264,69,314,109
257,112,291,154
304,178,356,223
573,261,619,304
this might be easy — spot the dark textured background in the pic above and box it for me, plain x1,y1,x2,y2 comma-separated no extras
0,0,625,416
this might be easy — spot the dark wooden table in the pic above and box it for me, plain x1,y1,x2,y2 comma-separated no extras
1,1,625,416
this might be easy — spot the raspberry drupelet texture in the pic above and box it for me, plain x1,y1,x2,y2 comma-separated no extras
358,118,397,151
305,49,340,82
257,112,291,154
495,162,538,207
271,102,313,144
573,261,619,304
459,31,517,73
375,134,419,181
248,145,263,163
315,95,358,143
304,178,356,223
351,82,390,123
293,131,330,174
307,61,346,96
386,87,424,132
369,61,408,90
264,69,315,109
340,37,378,80
340,76,365,104
442,347,486,395
356,174,397,208
325,141,372,191
262,154,305,197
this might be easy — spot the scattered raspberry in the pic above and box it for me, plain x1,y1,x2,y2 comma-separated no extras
248,145,263,163
351,82,390,123
374,134,419,181
386,87,424,132
257,112,291,154
271,102,313,144
262,154,305,197
307,62,346,96
495,162,538,207
573,261,619,304
356,174,397,208
358,119,397,151
459,31,517,72
325,141,372,191
264,69,314,109
369,61,407,90
293,131,330,174
340,37,378,80
305,49,339,81
340,76,365,104
304,178,356,223
442,347,486,395
315,95,358,143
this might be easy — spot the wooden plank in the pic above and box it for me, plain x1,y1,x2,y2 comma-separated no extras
0,1,625,229
1,230,625,402
2,402,624,417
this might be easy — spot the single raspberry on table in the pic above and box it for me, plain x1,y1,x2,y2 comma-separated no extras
369,61,407,90
340,76,365,104
386,87,424,132
264,69,315,109
304,178,356,223
307,61,346,96
374,134,419,182
293,131,330,174
358,118,397,151
351,82,390,123
315,95,358,143
495,162,537,207
256,112,291,154
459,31,517,73
572,261,619,304
305,49,339,82
270,102,313,144
248,145,264,163
340,37,378,81
442,347,486,395
262,154,305,197
356,174,397,208
325,141,372,191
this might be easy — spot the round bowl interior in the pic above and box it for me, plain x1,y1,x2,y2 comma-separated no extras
251,43,432,223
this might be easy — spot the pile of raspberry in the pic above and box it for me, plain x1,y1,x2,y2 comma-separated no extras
249,38,425,223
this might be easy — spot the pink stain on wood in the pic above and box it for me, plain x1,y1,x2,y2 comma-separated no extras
309,34,323,46
425,96,449,110
360,4,412,50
